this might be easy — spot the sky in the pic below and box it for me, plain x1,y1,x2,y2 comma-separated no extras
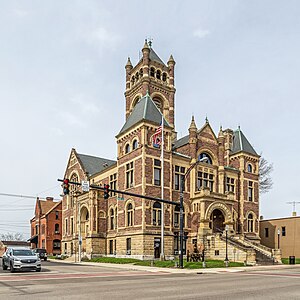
1,0,300,239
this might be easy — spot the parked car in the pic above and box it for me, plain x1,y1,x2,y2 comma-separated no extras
32,248,48,261
2,248,41,272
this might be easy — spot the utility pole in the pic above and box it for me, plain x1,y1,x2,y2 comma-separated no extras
287,201,300,217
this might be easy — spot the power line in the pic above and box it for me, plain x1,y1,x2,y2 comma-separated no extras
0,192,61,201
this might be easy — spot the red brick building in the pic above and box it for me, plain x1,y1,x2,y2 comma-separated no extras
30,197,62,255
61,41,278,263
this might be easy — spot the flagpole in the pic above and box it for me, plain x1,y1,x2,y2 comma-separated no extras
160,113,164,260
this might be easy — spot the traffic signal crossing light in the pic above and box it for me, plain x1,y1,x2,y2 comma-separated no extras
104,184,109,199
63,179,70,195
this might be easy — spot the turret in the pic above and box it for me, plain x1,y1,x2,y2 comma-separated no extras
189,115,197,160
125,57,133,91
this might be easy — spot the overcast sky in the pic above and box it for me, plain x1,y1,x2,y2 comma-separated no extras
1,0,300,239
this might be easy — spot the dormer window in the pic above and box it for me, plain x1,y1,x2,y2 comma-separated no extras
198,153,213,164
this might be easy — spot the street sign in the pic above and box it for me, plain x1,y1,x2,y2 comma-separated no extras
82,181,90,192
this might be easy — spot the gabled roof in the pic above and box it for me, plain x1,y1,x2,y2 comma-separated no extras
77,153,116,176
38,199,57,216
118,93,170,136
149,48,166,66
232,127,258,156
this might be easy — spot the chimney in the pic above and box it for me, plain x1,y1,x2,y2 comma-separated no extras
46,197,54,201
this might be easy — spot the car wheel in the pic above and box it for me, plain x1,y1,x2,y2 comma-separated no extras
2,261,7,270
10,262,15,273
44,258,47,261
36,268,41,272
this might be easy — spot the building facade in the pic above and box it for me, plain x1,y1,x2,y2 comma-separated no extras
61,41,275,263
260,216,300,258
30,197,62,255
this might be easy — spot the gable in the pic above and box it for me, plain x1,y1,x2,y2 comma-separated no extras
198,122,217,143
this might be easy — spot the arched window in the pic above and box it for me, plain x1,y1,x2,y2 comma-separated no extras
247,213,254,232
132,139,138,150
153,202,161,226
162,72,167,82
127,203,133,226
55,223,59,233
247,164,253,173
85,211,89,221
174,205,185,228
110,208,114,230
139,68,143,77
131,76,135,85
135,72,139,81
115,207,118,229
153,97,162,112
125,144,130,154
150,67,155,77
156,70,161,80
198,152,213,164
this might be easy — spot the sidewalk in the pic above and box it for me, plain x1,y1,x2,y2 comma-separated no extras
48,258,299,274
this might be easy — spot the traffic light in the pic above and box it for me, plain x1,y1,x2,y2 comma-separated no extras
103,184,109,199
63,179,70,195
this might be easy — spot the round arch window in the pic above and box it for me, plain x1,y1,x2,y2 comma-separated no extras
198,152,213,164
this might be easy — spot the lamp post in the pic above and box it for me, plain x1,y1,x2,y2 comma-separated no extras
277,228,280,249
225,225,229,267
179,156,208,269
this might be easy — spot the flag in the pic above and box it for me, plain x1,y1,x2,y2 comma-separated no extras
151,124,162,147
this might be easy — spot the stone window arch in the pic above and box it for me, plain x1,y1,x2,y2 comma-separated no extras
139,68,143,77
247,163,253,173
131,76,135,85
135,72,139,81
125,143,130,154
153,97,163,112
198,152,213,164
156,69,161,80
126,202,134,226
132,139,138,150
153,201,161,226
247,213,254,232
162,72,167,82
150,67,155,77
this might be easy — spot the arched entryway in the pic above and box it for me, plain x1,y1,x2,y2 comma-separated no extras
210,209,225,233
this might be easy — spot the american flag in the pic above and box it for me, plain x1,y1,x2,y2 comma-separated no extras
152,124,162,146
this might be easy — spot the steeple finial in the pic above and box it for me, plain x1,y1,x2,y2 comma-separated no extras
125,57,132,68
189,115,197,130
205,115,209,123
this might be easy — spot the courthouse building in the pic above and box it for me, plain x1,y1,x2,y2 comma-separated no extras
61,41,278,263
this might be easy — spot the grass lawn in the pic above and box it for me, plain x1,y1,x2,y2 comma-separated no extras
85,257,244,269
281,257,300,264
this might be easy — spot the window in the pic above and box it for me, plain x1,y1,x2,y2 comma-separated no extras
110,208,115,230
135,72,139,81
197,171,214,191
126,162,134,188
198,152,213,164
156,70,161,80
131,76,135,85
127,203,133,226
247,213,254,232
282,226,286,236
70,218,74,235
110,173,117,196
65,219,68,235
70,173,79,196
55,211,59,220
162,72,167,82
55,223,59,234
174,166,185,191
115,208,118,229
153,202,161,226
41,224,45,235
247,164,253,173
64,243,67,254
153,97,162,111
265,228,269,238
154,159,161,186
174,205,185,227
215,250,220,256
150,67,155,77
248,181,253,201
139,68,143,77
109,240,114,255
125,144,130,154
132,139,138,150
226,177,235,193
126,238,131,255
53,240,61,249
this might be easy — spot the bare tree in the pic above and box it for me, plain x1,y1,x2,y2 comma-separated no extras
259,156,273,194
0,232,25,241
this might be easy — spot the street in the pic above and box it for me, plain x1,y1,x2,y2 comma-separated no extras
0,260,300,299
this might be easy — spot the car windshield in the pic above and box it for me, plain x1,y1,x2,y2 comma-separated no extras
13,249,34,256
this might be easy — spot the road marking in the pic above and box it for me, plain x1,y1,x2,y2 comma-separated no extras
0,271,168,282
239,272,300,278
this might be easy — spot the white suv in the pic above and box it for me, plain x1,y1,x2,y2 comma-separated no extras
2,248,41,272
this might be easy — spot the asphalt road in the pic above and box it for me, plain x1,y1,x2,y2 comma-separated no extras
1,260,300,299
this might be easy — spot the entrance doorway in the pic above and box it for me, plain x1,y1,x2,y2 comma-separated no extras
210,209,225,233
154,238,161,259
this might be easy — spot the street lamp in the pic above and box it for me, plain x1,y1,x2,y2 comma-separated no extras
179,156,208,269
224,225,229,267
277,228,280,249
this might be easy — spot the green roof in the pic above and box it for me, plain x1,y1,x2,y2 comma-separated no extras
118,93,169,135
232,128,258,156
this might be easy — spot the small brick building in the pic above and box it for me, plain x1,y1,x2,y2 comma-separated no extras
30,197,62,255
61,41,272,263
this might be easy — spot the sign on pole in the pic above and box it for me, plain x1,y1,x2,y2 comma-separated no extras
81,181,90,192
